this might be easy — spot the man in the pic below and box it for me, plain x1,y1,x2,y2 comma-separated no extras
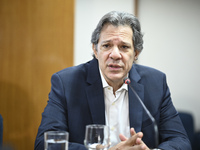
35,11,191,150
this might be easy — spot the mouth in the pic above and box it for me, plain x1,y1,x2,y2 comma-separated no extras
108,64,122,71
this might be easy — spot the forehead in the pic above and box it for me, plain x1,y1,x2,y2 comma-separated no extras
99,24,133,42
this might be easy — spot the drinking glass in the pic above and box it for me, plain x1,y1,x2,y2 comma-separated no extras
44,131,69,150
84,124,110,150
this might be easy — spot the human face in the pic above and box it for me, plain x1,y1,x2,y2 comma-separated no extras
93,24,139,90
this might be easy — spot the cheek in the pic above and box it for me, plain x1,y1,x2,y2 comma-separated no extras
125,54,134,63
127,61,133,68
124,55,134,69
99,52,110,61
97,54,107,68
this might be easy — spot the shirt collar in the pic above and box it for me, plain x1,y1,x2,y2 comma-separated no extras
99,68,128,91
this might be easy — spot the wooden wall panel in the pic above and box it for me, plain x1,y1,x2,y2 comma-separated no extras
0,0,74,149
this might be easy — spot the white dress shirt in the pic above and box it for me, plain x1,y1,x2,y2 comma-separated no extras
99,69,130,147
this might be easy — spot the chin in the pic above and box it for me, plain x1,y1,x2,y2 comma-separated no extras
108,75,124,82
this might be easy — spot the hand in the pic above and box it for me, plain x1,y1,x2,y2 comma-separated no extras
109,128,150,150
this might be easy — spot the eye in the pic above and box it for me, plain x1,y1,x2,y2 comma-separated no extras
122,45,128,49
121,45,130,50
102,44,111,49
103,44,110,48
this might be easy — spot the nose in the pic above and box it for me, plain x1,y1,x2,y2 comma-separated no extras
109,46,122,60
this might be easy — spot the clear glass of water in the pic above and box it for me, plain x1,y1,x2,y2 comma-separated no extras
84,124,110,150
44,131,69,150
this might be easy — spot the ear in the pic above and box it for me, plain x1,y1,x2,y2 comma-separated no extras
134,50,140,60
135,50,140,57
92,44,98,59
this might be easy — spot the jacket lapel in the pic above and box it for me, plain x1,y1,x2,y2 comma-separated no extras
84,60,144,131
85,59,105,125
128,65,144,132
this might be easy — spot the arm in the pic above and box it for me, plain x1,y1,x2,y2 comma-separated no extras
34,73,87,150
157,75,192,150
135,68,192,149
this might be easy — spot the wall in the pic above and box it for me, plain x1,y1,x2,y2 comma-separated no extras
0,0,74,149
138,0,200,131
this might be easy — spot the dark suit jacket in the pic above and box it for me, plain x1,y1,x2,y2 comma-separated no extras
35,58,191,150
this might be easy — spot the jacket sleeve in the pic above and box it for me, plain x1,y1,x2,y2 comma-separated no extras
157,74,192,150
34,73,87,150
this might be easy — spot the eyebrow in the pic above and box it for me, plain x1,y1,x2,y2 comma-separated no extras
100,40,111,44
101,40,132,46
121,42,132,46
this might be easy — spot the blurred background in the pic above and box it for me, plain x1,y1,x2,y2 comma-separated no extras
0,0,199,149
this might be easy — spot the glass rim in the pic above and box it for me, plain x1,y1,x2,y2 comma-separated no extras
44,130,69,135
86,124,108,128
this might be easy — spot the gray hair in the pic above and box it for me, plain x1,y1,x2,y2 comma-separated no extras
91,11,143,53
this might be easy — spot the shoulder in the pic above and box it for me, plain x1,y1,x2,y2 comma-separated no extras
51,59,98,84
55,59,93,77
133,64,166,78
132,64,167,86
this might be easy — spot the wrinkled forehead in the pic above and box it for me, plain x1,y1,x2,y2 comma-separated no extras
99,24,133,44
101,23,132,32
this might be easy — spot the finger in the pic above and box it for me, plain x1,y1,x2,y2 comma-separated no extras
119,133,128,141
136,137,142,145
130,128,136,136
136,132,144,145
132,144,148,150
137,132,144,139
118,129,138,142
126,132,144,146
140,143,148,150
136,137,149,150
126,134,139,145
